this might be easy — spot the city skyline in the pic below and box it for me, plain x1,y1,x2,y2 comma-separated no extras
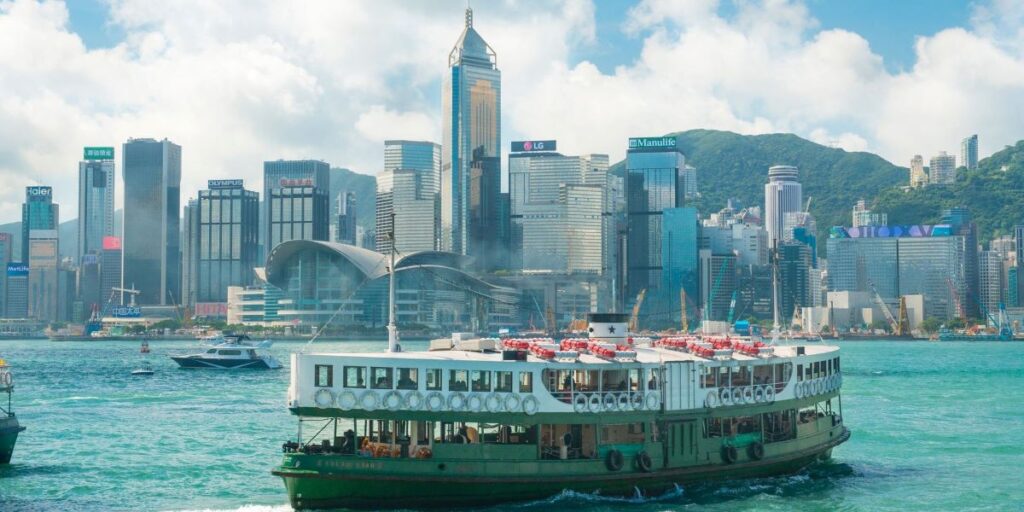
2,1,1023,224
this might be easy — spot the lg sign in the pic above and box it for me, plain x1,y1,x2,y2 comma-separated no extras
511,140,557,153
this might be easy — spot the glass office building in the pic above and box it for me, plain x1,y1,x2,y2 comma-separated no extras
376,169,439,255
184,180,260,304
267,185,329,250
625,136,686,298
262,159,330,256
441,7,501,255
78,148,116,263
21,186,58,264
122,138,181,306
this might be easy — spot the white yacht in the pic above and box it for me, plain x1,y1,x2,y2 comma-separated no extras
171,334,282,370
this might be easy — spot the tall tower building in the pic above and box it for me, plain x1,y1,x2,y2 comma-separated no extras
335,192,358,245
929,151,956,185
262,160,330,255
21,186,58,264
99,236,122,308
384,140,441,248
78,147,116,263
441,7,501,256
909,155,927,188
764,165,802,250
376,168,439,255
625,136,686,298
961,134,978,171
267,183,329,251
184,180,260,304
122,138,182,306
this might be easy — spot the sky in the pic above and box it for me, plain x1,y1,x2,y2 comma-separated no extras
2,0,1024,224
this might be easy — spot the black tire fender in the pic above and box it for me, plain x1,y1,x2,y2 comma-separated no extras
722,445,738,464
636,451,653,472
748,442,765,460
605,449,624,471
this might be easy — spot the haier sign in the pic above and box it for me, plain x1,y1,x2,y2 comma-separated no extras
27,186,51,198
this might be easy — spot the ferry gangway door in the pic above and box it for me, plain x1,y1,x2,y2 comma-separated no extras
664,361,696,411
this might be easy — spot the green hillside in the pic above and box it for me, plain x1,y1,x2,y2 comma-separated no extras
329,167,377,233
611,129,908,245
874,140,1024,242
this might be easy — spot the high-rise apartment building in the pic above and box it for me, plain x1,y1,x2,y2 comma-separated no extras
78,146,116,263
625,136,686,297
262,160,330,255
961,134,978,171
122,138,181,306
509,142,613,275
909,155,927,188
764,165,802,250
183,180,260,304
441,7,500,255
978,249,1003,319
335,192,357,245
929,151,956,185
851,199,887,227
21,186,58,264
778,241,812,324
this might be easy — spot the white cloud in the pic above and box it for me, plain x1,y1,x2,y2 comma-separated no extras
1,0,1024,225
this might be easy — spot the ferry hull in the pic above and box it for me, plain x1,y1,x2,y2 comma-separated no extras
0,417,26,464
274,428,849,510
170,356,275,370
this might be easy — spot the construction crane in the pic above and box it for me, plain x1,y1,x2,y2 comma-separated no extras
680,289,689,333
112,286,141,307
726,290,738,325
896,296,910,337
945,277,964,320
629,289,647,333
867,280,899,333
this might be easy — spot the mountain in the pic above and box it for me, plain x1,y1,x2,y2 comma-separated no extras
874,140,1024,242
610,129,908,246
329,167,377,233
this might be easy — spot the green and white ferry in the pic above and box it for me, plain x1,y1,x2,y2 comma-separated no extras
0,358,26,464
272,311,849,509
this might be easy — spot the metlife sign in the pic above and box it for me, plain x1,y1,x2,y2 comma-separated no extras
511,140,556,153
208,179,244,190
628,137,678,150
83,147,115,160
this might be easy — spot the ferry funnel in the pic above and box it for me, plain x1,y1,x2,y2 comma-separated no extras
587,313,629,345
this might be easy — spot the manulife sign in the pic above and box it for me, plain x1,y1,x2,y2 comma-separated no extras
84,147,115,160
628,137,677,150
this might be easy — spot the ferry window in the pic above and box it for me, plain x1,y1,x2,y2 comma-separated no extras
314,364,333,387
519,372,533,393
449,370,469,391
753,364,772,385
717,367,730,388
471,370,491,392
733,366,751,387
206,349,217,354
703,366,716,388
575,370,599,392
813,361,821,379
602,369,628,392
397,368,418,390
646,368,659,390
629,369,642,391
600,423,645,444
371,367,393,389
344,366,366,388
797,364,803,382
218,349,242,356
495,371,513,392
834,358,840,372
425,369,442,390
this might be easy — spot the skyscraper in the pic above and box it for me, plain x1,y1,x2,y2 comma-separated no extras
929,151,956,185
469,146,504,271
267,183,329,250
376,168,439,255
21,186,58,264
909,155,927,188
961,134,978,171
764,165,802,250
122,138,181,306
0,233,11,317
661,207,699,320
625,136,686,298
335,192,357,245
5,263,28,318
78,146,116,263
185,180,260,304
262,159,330,255
508,141,612,275
778,241,812,324
384,140,441,247
441,7,500,255
99,236,122,308
27,228,59,321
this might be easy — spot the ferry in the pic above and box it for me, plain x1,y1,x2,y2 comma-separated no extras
0,358,26,464
272,312,849,509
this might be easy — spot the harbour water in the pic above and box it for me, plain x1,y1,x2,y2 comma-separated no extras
0,339,1021,511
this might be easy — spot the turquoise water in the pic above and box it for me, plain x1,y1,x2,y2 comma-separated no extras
1,339,1022,511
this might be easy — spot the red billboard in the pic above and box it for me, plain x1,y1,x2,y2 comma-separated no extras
102,236,122,250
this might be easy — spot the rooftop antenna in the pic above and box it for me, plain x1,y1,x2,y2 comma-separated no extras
465,4,473,27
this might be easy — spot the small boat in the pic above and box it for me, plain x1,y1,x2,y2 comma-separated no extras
140,341,151,354
1,358,26,464
170,334,281,370
131,362,154,376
